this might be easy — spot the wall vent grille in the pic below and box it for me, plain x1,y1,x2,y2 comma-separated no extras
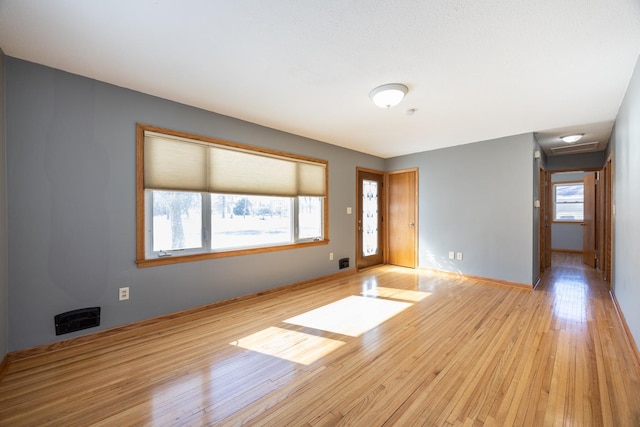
54,307,101,335
550,141,599,155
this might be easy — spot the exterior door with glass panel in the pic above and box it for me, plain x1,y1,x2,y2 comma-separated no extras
357,169,384,269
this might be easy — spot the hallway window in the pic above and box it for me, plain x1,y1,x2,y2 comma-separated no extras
553,182,584,221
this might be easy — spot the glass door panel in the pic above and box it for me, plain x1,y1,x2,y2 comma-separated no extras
357,170,383,268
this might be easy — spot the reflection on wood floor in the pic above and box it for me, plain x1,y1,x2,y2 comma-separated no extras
1,256,639,425
552,250,591,270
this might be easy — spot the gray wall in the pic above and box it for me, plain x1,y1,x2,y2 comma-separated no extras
5,58,384,351
551,224,583,251
609,54,640,347
546,151,605,171
551,171,587,251
386,133,536,285
0,50,8,360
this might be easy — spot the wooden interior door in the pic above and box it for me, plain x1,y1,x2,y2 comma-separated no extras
356,168,384,269
543,170,552,269
539,167,550,274
582,172,596,267
603,156,613,283
388,169,417,268
597,170,605,271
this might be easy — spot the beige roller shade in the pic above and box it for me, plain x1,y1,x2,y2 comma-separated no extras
143,130,327,197
144,135,208,191
297,162,326,196
208,148,298,196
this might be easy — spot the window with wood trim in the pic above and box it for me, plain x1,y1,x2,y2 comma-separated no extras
553,182,584,222
136,124,328,267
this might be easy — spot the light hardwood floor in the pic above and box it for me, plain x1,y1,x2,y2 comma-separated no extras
1,253,639,426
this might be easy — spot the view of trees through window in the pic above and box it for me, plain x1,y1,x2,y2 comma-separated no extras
152,191,202,251
151,191,322,252
211,194,291,250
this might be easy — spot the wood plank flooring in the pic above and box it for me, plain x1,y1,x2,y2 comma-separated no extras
1,253,639,426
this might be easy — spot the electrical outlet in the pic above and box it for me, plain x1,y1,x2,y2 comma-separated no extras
329,252,334,260
448,251,455,260
119,287,129,301
456,252,463,260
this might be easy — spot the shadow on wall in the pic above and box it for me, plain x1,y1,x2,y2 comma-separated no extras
45,73,110,302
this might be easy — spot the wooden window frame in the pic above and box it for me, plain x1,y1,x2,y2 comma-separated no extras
552,180,584,224
136,123,329,268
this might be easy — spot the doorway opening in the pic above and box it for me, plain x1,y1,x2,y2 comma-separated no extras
541,164,613,286
356,167,418,270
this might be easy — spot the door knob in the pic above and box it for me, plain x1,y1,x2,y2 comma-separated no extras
409,222,415,227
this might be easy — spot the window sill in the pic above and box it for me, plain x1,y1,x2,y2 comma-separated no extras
136,239,329,268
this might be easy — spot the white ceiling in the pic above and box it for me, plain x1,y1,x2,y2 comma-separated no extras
1,1,639,158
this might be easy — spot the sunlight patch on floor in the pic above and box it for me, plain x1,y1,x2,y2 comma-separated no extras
553,280,587,322
284,296,412,337
230,327,345,365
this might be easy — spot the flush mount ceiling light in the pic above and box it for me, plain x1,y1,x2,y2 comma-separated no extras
560,134,584,143
369,83,408,108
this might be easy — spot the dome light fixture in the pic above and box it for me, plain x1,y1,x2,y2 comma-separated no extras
369,83,408,108
561,134,584,143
